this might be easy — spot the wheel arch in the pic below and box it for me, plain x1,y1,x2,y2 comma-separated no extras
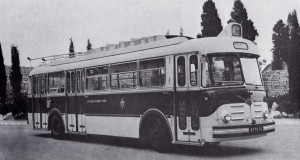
139,109,173,141
48,108,65,131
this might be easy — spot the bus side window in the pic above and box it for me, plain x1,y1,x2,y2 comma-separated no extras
86,66,108,91
76,71,81,93
66,72,70,93
41,75,45,94
71,72,76,93
49,72,65,94
45,74,48,94
81,70,86,92
190,55,198,86
111,62,137,89
202,61,211,87
139,58,165,87
37,76,41,95
177,56,186,87
32,76,36,95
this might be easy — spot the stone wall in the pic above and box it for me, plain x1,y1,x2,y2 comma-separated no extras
262,70,289,97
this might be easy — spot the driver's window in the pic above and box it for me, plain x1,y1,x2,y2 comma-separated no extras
190,55,198,86
202,59,211,87
177,56,186,87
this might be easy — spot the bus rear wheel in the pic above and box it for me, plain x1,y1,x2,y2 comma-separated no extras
149,118,171,152
50,114,65,139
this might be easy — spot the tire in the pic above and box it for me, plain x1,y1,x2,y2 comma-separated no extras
50,114,65,139
150,118,172,153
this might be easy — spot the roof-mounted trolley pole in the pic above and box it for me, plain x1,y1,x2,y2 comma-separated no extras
27,52,84,62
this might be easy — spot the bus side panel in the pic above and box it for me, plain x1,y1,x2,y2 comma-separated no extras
85,91,173,138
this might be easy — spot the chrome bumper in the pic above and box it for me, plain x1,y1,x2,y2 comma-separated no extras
212,121,275,138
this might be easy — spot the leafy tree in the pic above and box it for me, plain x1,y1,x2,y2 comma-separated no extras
87,39,92,50
286,10,300,112
200,0,223,37
9,45,23,115
0,42,7,106
271,20,289,70
69,38,74,53
228,0,259,42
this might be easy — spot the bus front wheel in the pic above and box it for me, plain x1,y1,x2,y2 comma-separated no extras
150,118,171,152
50,114,65,139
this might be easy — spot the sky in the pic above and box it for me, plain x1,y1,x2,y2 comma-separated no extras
0,0,300,67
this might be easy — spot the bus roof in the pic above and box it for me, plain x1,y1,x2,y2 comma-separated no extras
29,36,259,76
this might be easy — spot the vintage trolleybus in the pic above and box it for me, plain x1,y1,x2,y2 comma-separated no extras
27,23,275,152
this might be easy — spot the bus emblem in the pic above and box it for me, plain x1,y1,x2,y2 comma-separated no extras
120,98,125,108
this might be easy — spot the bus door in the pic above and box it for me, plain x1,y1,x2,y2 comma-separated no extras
175,54,201,142
66,71,77,132
76,70,86,133
33,76,41,129
66,70,86,133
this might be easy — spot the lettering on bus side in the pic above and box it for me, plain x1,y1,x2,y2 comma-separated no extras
86,99,108,104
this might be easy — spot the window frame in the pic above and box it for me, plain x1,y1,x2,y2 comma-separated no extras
48,71,66,94
86,65,109,91
110,61,137,89
139,57,166,88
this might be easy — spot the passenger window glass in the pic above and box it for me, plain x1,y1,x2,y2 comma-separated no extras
86,66,108,91
45,74,48,94
139,58,165,87
71,72,76,93
67,72,70,93
203,61,211,87
37,76,40,94
190,55,198,86
32,76,36,95
177,56,186,87
111,62,137,89
81,70,86,92
49,72,65,93
76,71,81,93
41,76,45,94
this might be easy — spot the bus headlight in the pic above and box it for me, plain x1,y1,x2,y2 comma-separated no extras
222,111,231,123
263,109,269,119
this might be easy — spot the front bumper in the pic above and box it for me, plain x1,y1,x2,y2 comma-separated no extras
212,121,275,138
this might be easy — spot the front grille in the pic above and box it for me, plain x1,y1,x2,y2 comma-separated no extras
230,104,245,122
252,103,263,119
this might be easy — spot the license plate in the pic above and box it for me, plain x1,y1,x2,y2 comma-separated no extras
249,126,263,133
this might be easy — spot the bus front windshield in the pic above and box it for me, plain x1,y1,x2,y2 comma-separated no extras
240,57,262,85
205,54,262,87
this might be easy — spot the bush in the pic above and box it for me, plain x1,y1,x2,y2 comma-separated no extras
0,103,10,115
266,96,280,109
267,94,295,114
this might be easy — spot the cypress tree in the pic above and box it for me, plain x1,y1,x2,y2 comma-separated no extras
271,20,289,70
228,0,259,42
87,39,92,51
287,10,300,112
69,38,74,53
0,42,7,106
9,45,23,114
200,0,223,37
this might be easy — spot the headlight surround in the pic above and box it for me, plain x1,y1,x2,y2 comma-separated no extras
222,111,231,123
263,109,269,119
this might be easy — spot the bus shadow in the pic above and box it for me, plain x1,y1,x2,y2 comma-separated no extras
35,133,262,157
35,133,143,149
171,144,262,158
